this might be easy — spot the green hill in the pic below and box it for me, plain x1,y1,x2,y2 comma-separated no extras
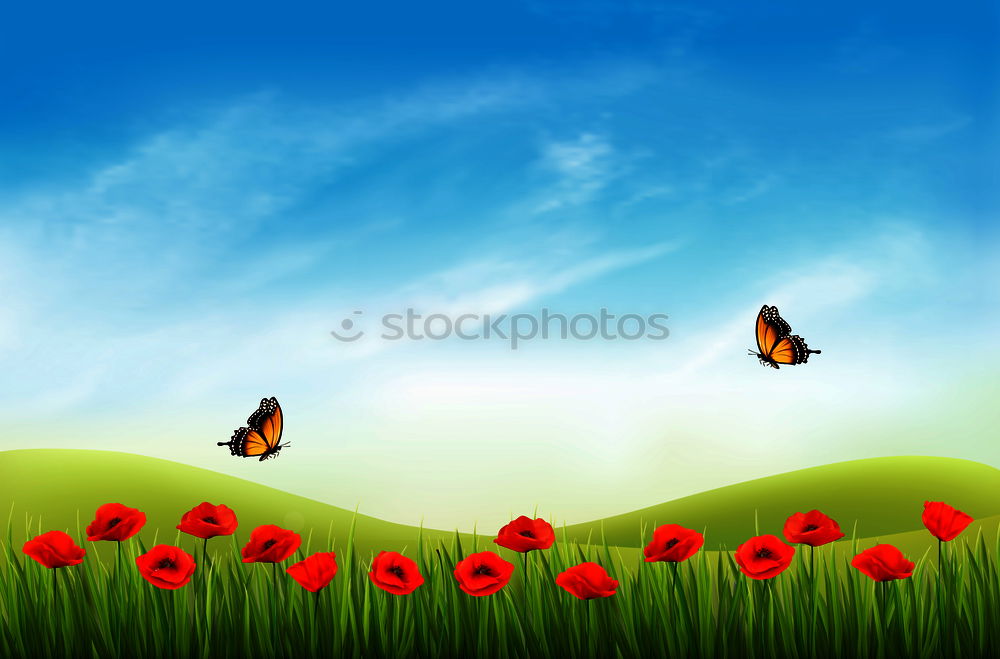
2,451,997,563
0,449,450,560
562,456,1000,549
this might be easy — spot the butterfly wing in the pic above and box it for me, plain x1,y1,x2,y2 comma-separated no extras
755,305,790,355
236,427,272,457
247,397,283,450
219,426,271,457
770,335,817,365
261,400,282,449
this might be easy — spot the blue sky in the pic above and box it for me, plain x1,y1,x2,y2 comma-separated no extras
0,1,997,529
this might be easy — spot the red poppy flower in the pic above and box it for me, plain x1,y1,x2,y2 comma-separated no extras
493,516,556,553
851,544,915,581
453,551,515,596
85,503,146,542
734,534,795,580
643,524,704,563
135,545,196,590
22,530,86,568
922,501,973,542
369,551,425,595
555,562,619,600
241,524,301,563
286,552,338,592
782,510,845,547
176,502,239,539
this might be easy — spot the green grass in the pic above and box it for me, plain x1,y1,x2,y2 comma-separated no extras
2,510,997,658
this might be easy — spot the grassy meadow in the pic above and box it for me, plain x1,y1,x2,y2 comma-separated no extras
2,449,999,657
3,515,999,658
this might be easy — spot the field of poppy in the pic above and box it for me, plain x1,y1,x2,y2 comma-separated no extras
2,497,998,659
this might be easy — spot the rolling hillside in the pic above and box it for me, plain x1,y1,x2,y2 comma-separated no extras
2,450,997,562
562,456,1000,549
0,449,449,559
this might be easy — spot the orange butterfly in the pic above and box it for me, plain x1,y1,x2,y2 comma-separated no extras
749,305,821,369
218,397,289,461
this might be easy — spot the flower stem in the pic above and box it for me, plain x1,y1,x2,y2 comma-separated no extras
52,567,59,615
522,552,530,622
808,545,817,658
115,540,123,598
937,538,942,579
937,538,946,633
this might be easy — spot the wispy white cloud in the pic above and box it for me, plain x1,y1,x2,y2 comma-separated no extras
543,133,613,179
533,133,622,213
0,62,678,423
396,240,676,315
14,84,535,246
2,58,664,297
